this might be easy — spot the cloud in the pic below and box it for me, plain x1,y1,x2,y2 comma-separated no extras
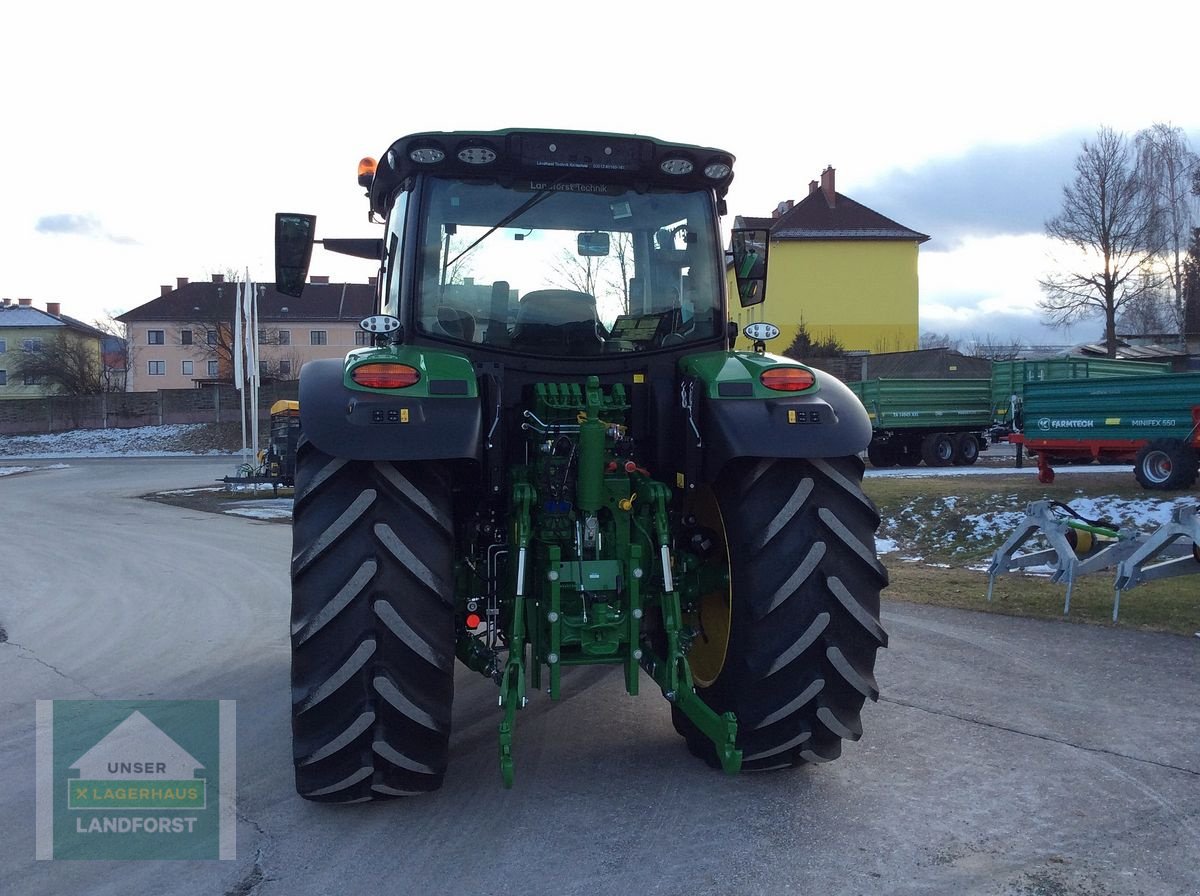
855,133,1092,251
35,213,137,245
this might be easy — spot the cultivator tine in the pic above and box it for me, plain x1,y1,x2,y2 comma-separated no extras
1112,506,1200,620
986,501,1137,616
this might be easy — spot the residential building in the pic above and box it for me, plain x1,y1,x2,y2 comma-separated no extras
117,275,377,391
732,166,929,354
0,298,109,398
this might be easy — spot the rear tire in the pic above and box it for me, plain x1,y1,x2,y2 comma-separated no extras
290,438,456,801
677,457,888,770
952,433,980,466
1134,439,1198,490
920,433,954,467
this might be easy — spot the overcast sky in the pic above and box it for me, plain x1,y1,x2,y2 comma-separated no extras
4,1,1198,351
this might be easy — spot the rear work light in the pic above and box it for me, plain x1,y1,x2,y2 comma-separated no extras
760,367,816,392
351,363,421,389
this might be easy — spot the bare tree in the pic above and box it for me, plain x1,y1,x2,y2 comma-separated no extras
919,331,960,350
92,312,134,391
550,247,607,295
12,331,112,394
1135,123,1199,342
258,345,302,382
1039,126,1165,357
180,318,235,380
1115,268,1176,336
966,333,1024,360
1184,226,1200,337
604,232,634,316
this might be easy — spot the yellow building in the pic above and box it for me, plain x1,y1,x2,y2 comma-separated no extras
733,166,928,354
0,299,108,397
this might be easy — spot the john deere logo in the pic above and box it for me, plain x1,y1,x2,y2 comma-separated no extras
36,700,235,860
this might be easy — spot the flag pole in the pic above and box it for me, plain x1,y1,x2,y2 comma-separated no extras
234,281,248,471
250,273,260,462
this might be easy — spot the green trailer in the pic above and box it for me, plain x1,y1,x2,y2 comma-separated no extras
850,377,992,467
1011,372,1200,489
990,357,1171,432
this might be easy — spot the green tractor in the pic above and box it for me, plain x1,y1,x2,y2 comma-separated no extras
276,129,888,800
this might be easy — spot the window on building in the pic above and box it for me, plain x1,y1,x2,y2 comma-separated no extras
208,360,219,378
0,338,7,353
207,330,218,346
355,330,370,346
24,372,46,385
22,338,43,352
148,329,165,345
182,360,193,375
260,360,271,377
277,330,291,345
180,329,193,345
0,369,6,386
258,328,269,344
310,330,328,345
279,359,292,376
148,360,165,375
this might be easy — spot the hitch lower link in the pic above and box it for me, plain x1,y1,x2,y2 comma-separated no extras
496,480,741,787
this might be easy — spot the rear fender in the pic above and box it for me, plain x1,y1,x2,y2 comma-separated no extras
682,351,871,479
299,355,482,463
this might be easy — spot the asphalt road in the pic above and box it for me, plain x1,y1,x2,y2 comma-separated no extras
1,459,1198,896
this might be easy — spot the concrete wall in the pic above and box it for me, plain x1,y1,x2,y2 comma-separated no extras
0,383,299,435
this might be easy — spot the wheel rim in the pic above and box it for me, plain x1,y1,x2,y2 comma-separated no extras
683,487,731,688
1143,450,1172,483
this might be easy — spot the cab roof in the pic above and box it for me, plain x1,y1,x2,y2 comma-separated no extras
366,128,736,215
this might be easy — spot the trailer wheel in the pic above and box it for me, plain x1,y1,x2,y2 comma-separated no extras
920,433,954,467
952,433,980,466
897,442,922,467
290,438,456,801
675,457,888,771
866,442,898,468
1134,439,1199,490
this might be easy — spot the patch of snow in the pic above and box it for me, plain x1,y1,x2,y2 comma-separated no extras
224,482,286,494
0,462,70,478
866,464,1133,479
876,537,899,554
0,424,233,458
223,499,294,520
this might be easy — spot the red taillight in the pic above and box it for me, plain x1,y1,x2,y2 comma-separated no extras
351,363,421,389
760,367,816,392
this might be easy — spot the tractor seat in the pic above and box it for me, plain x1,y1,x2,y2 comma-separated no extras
511,290,603,354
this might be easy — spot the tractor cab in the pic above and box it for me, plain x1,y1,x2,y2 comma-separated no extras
276,129,768,365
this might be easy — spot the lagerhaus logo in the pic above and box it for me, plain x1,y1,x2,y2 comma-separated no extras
36,700,235,860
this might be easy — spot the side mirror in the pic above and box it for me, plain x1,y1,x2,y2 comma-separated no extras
730,228,768,308
275,213,316,298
